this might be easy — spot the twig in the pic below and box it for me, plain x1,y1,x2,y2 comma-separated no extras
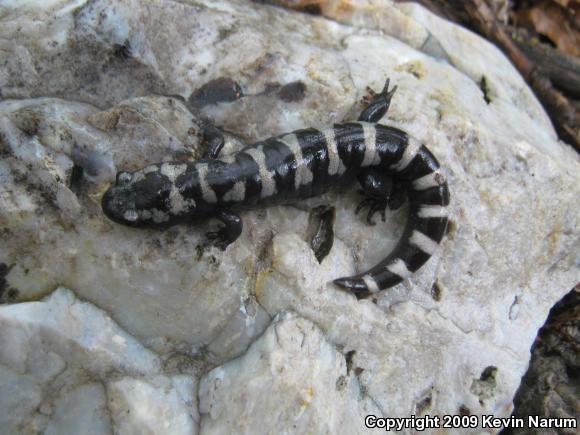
513,31,580,98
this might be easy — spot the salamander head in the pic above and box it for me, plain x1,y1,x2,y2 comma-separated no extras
102,164,193,228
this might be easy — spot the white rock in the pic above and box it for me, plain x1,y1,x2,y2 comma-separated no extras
108,376,198,435
258,234,524,419
0,288,199,434
207,296,272,360
0,288,161,376
199,312,380,434
0,365,46,433
44,384,112,435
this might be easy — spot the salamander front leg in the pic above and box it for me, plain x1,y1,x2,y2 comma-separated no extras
206,210,243,250
202,124,250,159
202,124,225,159
358,78,397,123
356,168,406,224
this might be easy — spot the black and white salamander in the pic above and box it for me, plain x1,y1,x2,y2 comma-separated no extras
102,80,450,296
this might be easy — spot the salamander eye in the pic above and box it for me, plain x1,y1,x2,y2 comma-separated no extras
116,171,132,185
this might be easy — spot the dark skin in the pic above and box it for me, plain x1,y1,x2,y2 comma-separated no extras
202,79,405,249
205,209,243,250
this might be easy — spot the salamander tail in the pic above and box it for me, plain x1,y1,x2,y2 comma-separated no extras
334,138,450,296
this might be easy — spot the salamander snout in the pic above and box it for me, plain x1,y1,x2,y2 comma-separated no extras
102,168,175,227
102,185,140,226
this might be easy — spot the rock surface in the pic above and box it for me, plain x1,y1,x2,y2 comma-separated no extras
0,287,198,434
199,312,381,434
0,0,578,434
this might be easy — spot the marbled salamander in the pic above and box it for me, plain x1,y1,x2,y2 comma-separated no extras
102,80,449,296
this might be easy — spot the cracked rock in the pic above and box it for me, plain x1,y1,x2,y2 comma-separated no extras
0,288,199,434
199,312,380,434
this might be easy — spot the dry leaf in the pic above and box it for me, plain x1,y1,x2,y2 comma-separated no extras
515,0,580,56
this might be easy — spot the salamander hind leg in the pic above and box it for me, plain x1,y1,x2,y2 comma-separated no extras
206,210,243,250
358,78,398,123
355,168,406,225
336,138,450,298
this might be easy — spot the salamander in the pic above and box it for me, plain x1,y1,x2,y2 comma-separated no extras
102,79,450,296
